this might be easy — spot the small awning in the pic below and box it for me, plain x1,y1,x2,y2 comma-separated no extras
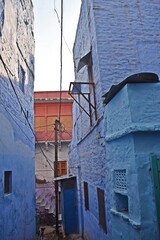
77,51,91,72
103,72,159,105
54,174,76,182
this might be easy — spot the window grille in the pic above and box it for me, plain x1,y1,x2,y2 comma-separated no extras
114,169,127,191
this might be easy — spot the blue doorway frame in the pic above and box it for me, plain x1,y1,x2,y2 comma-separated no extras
61,177,78,234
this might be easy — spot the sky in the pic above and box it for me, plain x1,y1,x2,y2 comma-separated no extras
33,0,81,92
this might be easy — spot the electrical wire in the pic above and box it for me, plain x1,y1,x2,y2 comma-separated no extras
35,123,54,129
35,121,72,133
58,0,63,122
35,122,72,140
16,42,34,78
35,159,49,168
52,5,65,229
0,102,33,144
0,98,28,126
35,144,54,165
1,0,73,178
54,0,60,23
60,123,72,136
62,128,72,137
36,170,53,172
54,0,72,55
35,130,54,142
0,54,54,172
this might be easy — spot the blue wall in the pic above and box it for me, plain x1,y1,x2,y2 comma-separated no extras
104,83,160,240
0,79,35,240
0,0,35,239
94,0,160,95
69,0,160,239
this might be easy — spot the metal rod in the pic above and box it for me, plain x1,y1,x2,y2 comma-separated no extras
69,82,96,110
68,92,91,117
88,93,92,126
59,0,63,121
54,119,60,235
93,84,97,121
74,83,96,110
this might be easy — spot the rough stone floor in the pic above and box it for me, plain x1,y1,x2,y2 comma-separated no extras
36,226,83,240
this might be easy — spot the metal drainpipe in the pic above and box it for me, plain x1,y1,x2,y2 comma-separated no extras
78,162,84,238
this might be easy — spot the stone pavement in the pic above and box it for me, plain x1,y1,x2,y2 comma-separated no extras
62,234,83,240
50,234,83,240
37,226,84,240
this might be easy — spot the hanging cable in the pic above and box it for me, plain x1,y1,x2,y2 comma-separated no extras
58,0,63,122
54,0,60,23
0,54,54,172
35,123,54,129
0,102,33,144
54,0,72,55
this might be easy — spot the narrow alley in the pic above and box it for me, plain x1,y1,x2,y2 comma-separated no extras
36,226,83,240
1,0,160,240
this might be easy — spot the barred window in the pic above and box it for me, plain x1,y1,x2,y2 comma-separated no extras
114,169,127,191
84,182,89,210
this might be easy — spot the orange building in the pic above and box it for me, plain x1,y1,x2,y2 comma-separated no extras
34,91,72,142
34,91,73,180
34,91,73,224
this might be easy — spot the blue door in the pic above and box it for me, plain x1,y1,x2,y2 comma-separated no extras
62,177,78,234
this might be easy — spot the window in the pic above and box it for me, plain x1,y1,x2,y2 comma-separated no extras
84,182,89,210
77,51,91,72
113,169,128,214
18,65,25,93
55,161,67,177
70,50,97,127
115,193,128,214
114,169,127,191
87,52,94,83
4,171,12,194
0,9,4,37
77,50,94,84
97,188,107,233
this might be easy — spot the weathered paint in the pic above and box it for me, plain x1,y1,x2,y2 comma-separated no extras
34,91,73,142
34,91,73,179
69,0,160,239
34,91,73,181
152,155,160,231
35,142,69,182
34,91,73,227
104,83,160,240
61,178,78,234
0,0,35,239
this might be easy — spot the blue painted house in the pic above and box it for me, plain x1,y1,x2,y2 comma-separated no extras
68,0,160,239
103,74,160,240
0,0,35,239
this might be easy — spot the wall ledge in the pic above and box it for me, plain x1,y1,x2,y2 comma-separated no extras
105,123,160,142
111,209,141,230
77,116,103,145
